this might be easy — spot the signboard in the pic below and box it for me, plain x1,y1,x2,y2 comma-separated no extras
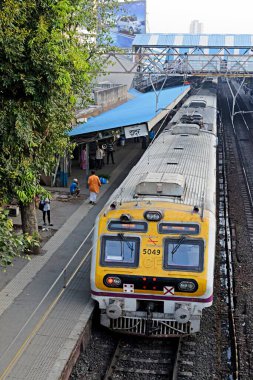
109,1,146,48
124,124,148,139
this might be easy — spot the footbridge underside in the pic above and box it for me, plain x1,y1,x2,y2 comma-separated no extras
104,34,253,77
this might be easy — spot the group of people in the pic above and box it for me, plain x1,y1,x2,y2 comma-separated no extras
69,171,101,205
80,140,115,173
95,140,115,167
37,139,117,226
38,171,101,226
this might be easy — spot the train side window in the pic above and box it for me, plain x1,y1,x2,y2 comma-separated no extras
159,223,200,235
108,221,148,232
163,238,204,272
100,235,140,267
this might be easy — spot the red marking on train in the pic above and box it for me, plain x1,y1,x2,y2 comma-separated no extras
148,236,158,245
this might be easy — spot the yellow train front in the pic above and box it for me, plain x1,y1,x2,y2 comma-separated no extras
91,89,217,337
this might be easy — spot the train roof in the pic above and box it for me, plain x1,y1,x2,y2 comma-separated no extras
107,127,217,211
170,92,217,133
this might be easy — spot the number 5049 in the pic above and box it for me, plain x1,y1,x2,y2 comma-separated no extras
143,249,160,255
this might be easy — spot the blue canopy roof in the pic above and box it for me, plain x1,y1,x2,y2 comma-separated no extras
69,86,189,137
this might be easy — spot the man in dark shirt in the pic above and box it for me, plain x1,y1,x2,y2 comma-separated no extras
106,139,115,164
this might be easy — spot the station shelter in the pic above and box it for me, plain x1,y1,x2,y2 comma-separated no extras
57,85,190,187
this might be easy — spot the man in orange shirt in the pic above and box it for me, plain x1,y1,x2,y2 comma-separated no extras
88,170,101,205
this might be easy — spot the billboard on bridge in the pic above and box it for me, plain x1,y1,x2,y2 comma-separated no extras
109,1,146,48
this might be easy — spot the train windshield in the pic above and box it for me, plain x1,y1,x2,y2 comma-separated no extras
101,235,140,267
164,238,204,272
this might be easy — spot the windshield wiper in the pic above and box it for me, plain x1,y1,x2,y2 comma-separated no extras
118,233,134,253
171,235,187,256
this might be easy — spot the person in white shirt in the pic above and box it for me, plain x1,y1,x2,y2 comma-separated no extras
43,198,53,226
95,145,104,169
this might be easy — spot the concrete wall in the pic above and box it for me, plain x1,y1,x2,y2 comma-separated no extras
94,84,127,106
97,55,137,91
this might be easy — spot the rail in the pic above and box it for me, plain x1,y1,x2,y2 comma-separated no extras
104,337,180,380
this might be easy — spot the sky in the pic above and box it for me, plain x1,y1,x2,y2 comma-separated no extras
146,0,253,34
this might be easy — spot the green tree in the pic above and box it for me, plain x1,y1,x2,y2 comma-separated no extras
0,0,118,254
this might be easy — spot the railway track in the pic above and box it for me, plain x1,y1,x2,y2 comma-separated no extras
218,108,239,379
218,79,253,379
70,324,186,380
104,337,180,380
224,80,253,255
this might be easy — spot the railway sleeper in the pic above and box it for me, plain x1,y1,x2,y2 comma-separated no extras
119,356,172,364
178,371,193,378
114,367,170,375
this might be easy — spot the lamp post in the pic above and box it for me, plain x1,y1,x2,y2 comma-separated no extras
232,110,253,117
226,77,245,125
232,110,253,132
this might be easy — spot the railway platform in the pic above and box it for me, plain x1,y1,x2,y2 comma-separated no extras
0,140,144,380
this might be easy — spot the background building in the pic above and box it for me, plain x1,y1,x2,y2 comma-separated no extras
189,20,203,34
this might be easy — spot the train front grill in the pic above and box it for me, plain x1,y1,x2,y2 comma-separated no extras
110,316,191,336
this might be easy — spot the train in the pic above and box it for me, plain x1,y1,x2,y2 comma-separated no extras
91,79,217,337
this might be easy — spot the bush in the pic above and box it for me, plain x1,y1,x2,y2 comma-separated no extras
0,208,39,270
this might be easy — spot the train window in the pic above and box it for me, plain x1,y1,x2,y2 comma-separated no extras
159,223,199,235
100,235,140,267
163,238,204,272
108,221,148,232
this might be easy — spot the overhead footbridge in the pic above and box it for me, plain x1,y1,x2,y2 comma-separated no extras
133,33,253,77
105,34,253,78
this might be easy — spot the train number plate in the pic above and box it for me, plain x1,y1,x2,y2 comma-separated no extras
142,248,161,255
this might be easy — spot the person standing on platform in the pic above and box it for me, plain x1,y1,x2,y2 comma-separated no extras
80,145,87,171
88,170,101,205
95,145,103,169
101,145,106,167
106,139,115,164
42,198,53,226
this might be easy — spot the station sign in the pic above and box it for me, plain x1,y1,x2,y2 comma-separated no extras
124,123,148,139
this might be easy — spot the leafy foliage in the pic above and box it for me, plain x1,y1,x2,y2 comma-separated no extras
0,0,118,259
0,0,118,205
0,208,39,269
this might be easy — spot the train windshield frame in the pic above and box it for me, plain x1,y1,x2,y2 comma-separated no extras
100,235,140,267
163,238,204,272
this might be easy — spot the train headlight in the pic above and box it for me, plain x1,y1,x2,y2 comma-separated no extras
105,276,122,287
144,210,163,221
178,281,197,292
120,214,132,222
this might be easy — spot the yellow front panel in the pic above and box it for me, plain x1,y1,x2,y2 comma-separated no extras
95,202,209,297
